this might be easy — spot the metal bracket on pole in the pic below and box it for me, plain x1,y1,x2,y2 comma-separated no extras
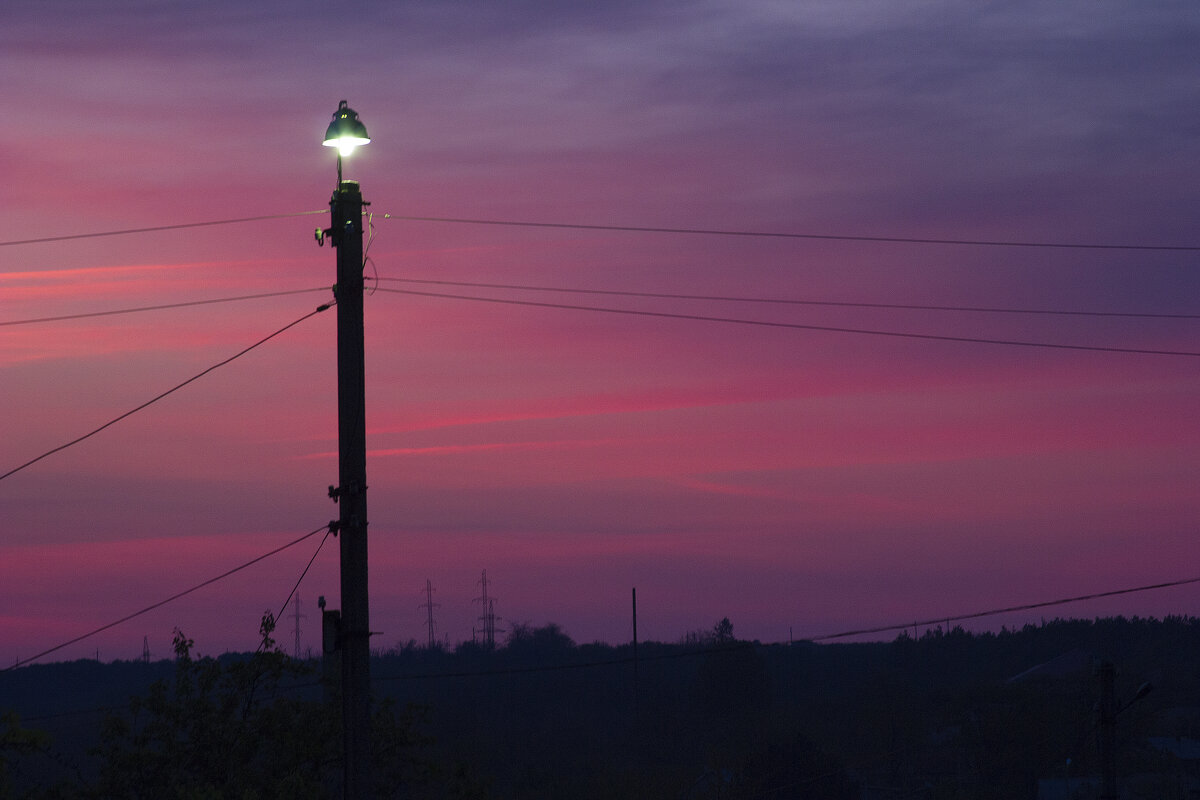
328,482,367,503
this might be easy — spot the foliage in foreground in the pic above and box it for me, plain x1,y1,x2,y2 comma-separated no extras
85,614,483,800
1,712,50,800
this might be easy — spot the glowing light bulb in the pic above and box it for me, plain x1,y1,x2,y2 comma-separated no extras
323,101,370,157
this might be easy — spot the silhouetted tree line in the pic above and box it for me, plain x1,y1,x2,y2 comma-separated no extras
4,615,1200,798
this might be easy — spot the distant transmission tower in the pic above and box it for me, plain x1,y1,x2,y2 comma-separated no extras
291,594,307,659
473,570,503,648
488,599,504,645
142,636,150,664
419,579,440,649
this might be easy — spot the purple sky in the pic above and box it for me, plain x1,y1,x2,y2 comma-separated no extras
2,1,1199,662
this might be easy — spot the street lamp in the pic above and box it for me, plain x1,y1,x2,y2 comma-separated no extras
321,100,371,800
323,100,371,183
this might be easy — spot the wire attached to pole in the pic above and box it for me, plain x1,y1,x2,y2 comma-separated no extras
2,524,333,671
0,302,333,484
371,287,1200,358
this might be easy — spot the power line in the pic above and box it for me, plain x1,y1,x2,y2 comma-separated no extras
371,287,1200,358
3,209,1195,252
0,302,333,483
271,529,333,636
380,213,1200,252
6,278,1189,336
0,288,331,328
807,574,1200,642
6,276,1185,345
378,277,1200,320
2,524,332,671
0,211,327,248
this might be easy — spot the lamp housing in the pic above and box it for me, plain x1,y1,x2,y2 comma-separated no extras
324,100,370,157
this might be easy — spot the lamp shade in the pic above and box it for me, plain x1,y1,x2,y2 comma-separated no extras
323,100,370,157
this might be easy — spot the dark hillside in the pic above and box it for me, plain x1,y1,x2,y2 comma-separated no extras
3,616,1199,798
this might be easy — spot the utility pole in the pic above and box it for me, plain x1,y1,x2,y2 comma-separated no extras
332,176,371,799
631,587,639,714
631,588,638,683
319,102,377,798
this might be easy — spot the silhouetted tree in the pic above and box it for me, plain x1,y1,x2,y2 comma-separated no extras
86,614,476,799
0,712,49,799
504,623,575,663
90,616,331,798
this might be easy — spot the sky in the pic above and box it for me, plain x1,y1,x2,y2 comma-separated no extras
2,1,1199,663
